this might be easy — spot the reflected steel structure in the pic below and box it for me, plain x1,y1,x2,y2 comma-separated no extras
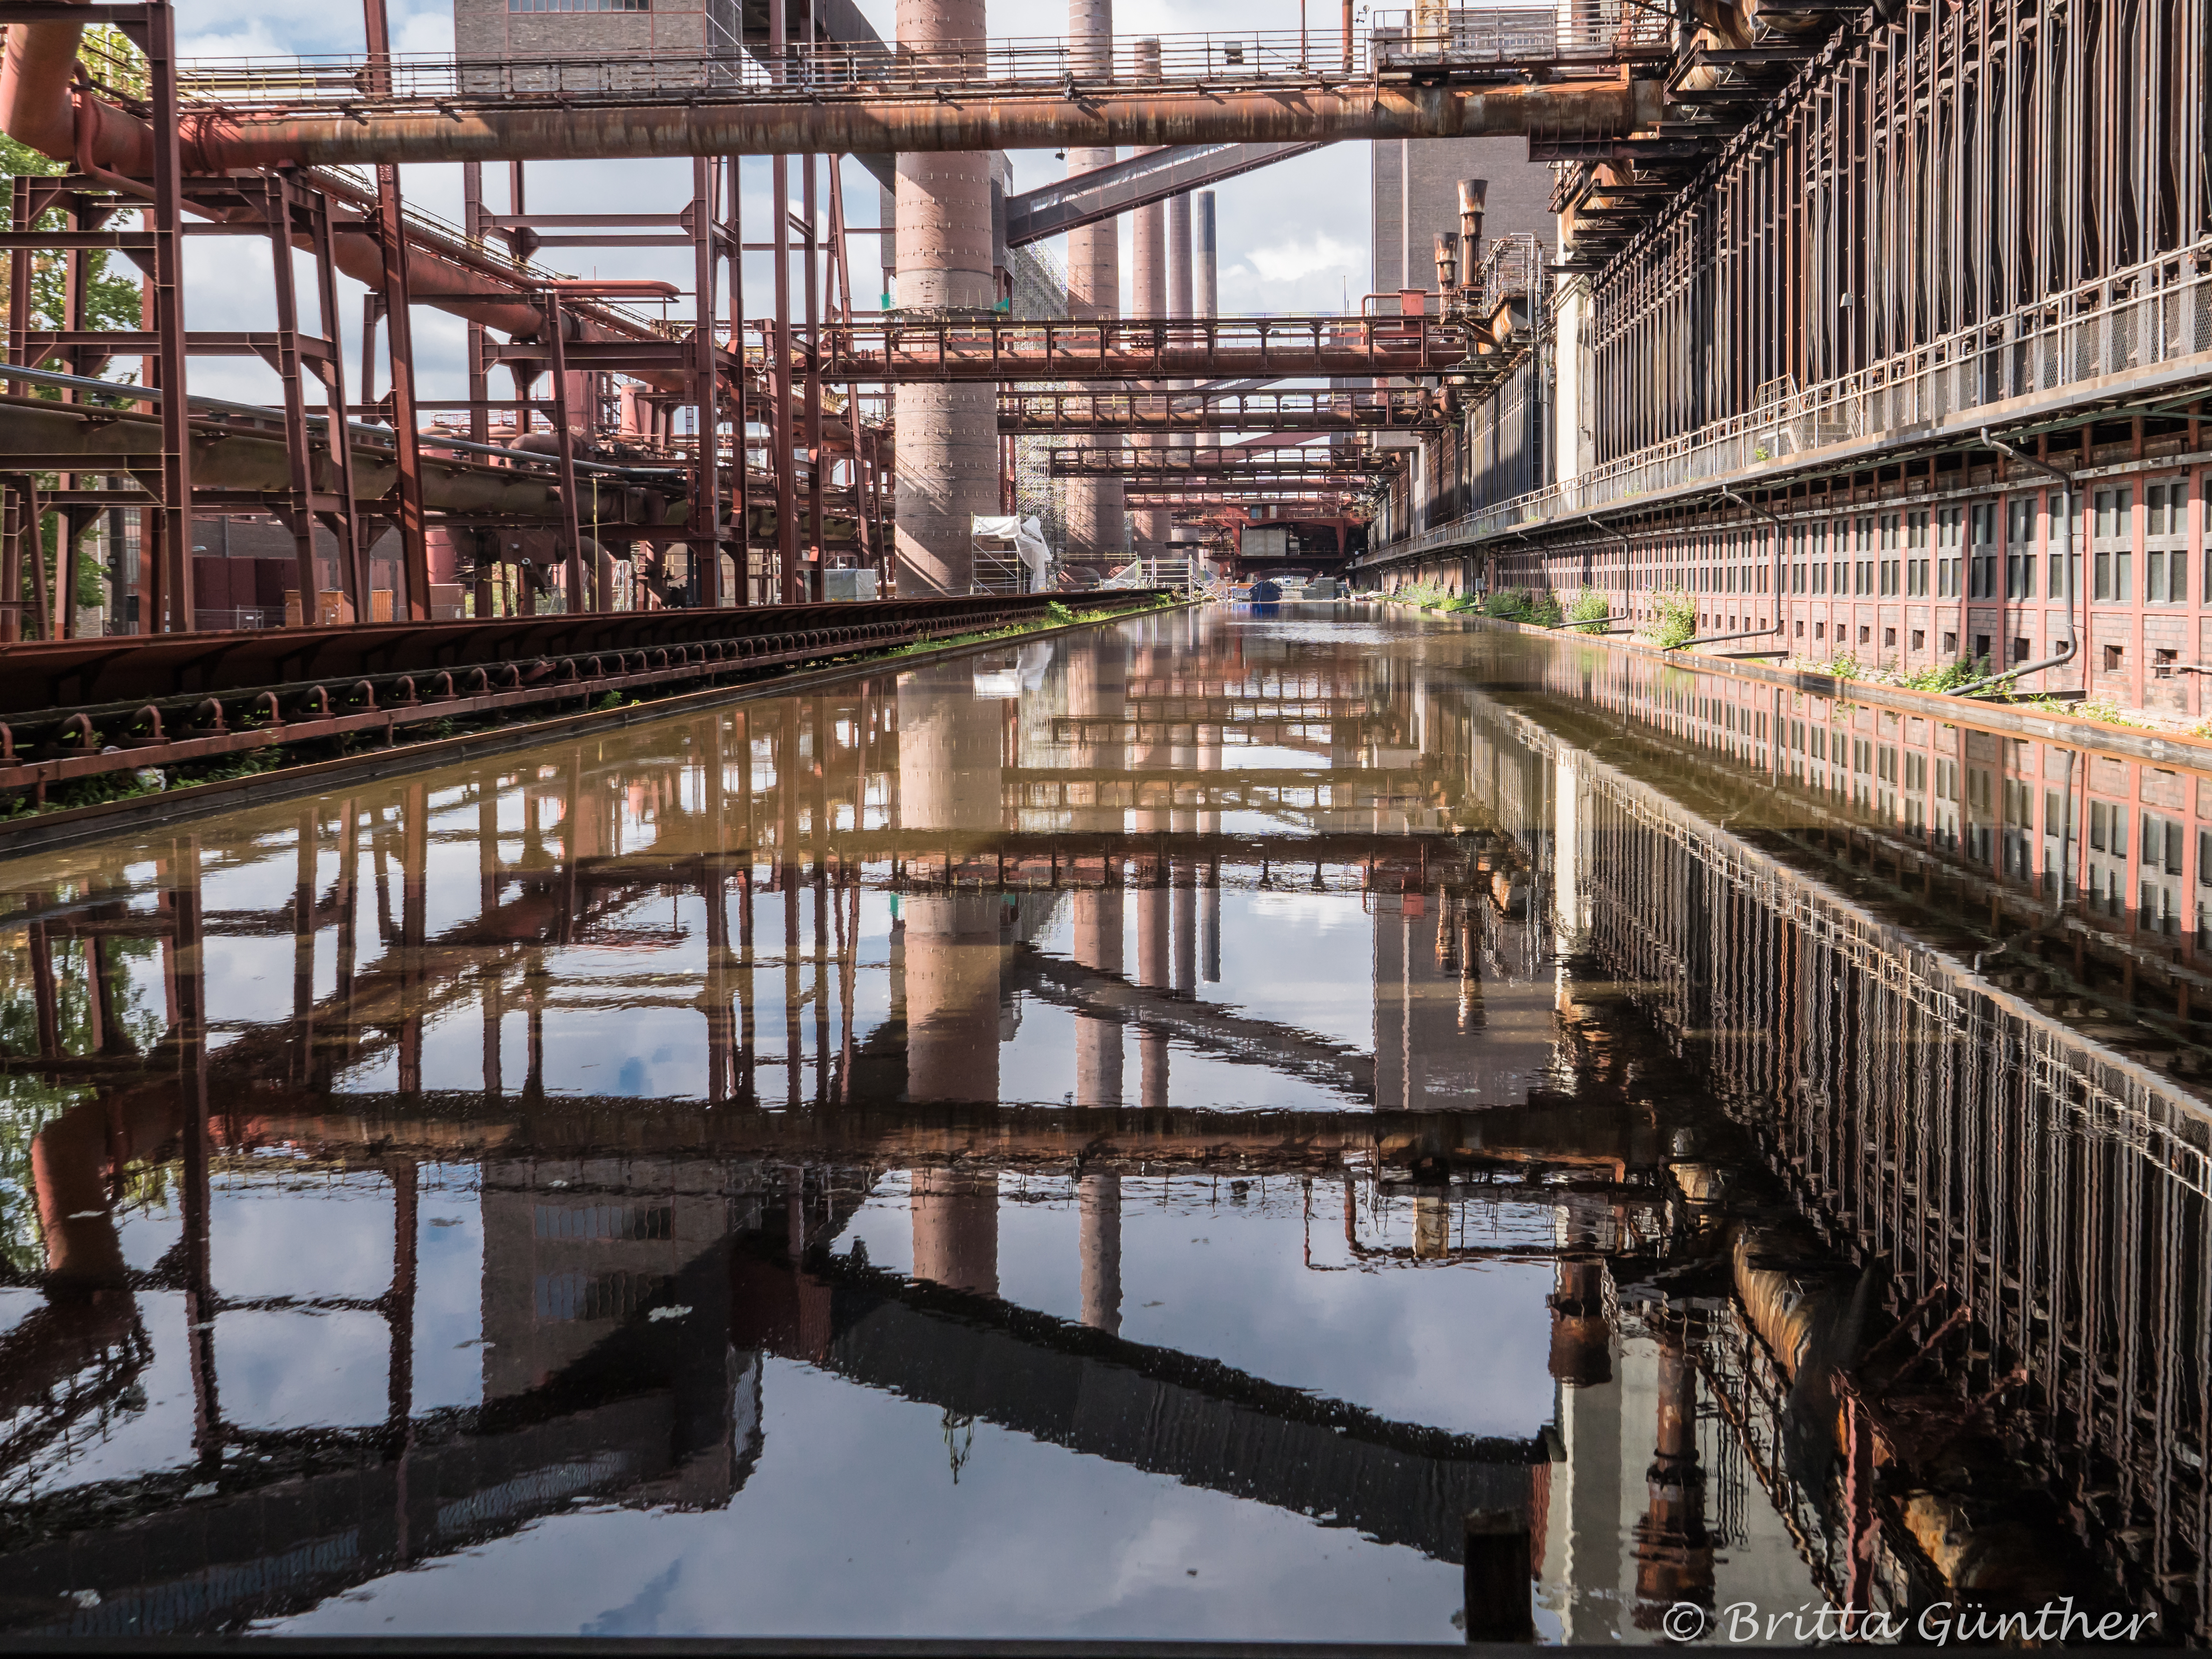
1360,0,2212,725
6,619,2212,1629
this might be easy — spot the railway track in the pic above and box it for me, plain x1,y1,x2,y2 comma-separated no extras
0,591,1169,809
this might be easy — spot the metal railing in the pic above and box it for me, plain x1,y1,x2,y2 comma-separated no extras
1373,242,2212,562
1000,388,1447,430
1101,556,1201,591
812,313,1473,382
1369,8,1665,64
173,14,1668,113
191,607,282,632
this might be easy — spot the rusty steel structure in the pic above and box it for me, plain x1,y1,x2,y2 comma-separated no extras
125,29,1670,171
1000,388,1452,435
1047,445,1400,483
810,313,1478,384
0,589,1162,814
1358,0,2212,726
5,617,2207,1629
0,0,1702,645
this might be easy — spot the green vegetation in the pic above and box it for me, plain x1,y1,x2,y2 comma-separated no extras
0,907,168,1272
3,28,149,628
1896,655,1989,693
1385,582,1470,611
1565,588,1610,631
1481,588,1534,621
1640,590,1698,650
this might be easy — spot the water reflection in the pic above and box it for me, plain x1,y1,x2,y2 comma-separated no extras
0,608,2203,1642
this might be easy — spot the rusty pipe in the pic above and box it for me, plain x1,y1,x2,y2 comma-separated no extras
0,37,693,389
0,0,84,165
1457,177,1486,269
104,79,1662,171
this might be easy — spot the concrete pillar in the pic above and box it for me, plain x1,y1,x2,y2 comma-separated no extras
892,0,996,595
1078,1172,1122,1333
1068,633,1128,1105
1198,715,1221,978
1073,892,1125,1106
912,1169,999,1295
1130,636,1171,1107
1173,868,1196,995
1063,0,1123,571
898,660,1004,1102
1128,65,1171,563
1413,1193,1451,1258
1632,1319,1714,1628
1136,891,1170,1110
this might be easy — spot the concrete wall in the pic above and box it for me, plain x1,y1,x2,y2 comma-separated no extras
1371,136,1555,295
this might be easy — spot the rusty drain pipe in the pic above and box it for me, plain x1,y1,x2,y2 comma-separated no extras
1954,428,2080,697
1675,484,1787,652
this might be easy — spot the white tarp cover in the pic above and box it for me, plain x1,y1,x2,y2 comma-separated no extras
974,514,1053,578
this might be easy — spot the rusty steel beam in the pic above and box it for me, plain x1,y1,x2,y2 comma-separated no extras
79,78,1665,172
816,313,1473,383
0,591,1171,792
1049,447,1399,479
0,394,690,530
1000,389,1449,433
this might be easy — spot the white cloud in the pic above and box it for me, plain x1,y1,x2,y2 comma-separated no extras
1242,231,1363,286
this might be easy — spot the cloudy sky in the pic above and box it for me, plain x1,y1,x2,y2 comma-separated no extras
163,0,1373,402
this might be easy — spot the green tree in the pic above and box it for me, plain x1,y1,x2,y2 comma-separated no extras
0,26,147,623
0,27,146,344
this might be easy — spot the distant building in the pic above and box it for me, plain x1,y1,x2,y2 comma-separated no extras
1371,138,1557,295
453,0,741,60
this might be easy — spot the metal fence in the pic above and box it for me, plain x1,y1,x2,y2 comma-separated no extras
176,13,1669,112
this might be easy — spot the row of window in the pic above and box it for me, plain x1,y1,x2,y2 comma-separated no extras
1538,483,2198,601
507,0,650,11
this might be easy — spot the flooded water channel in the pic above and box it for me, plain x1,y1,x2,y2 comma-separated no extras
2,605,2208,1644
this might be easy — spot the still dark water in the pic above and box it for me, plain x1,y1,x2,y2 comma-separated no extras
2,605,2208,1643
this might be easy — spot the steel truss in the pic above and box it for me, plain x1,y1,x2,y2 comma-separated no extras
0,0,901,637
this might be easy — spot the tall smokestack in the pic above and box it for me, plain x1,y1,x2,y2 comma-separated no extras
1194,190,1217,319
892,0,997,594
1167,192,1192,319
1062,0,1122,571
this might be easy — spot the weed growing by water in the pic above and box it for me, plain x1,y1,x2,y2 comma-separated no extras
1565,588,1610,631
1640,591,1697,650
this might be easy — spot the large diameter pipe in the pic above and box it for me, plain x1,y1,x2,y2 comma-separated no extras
65,81,1665,172
0,16,688,388
0,6,80,163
